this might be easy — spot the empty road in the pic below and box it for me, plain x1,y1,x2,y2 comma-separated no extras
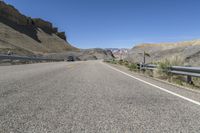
0,61,200,132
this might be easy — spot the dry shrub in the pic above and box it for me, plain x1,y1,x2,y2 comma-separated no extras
118,59,124,65
193,78,200,88
145,69,154,77
153,56,184,79
128,63,138,71
123,60,129,66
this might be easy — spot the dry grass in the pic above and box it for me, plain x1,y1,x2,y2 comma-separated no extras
128,63,139,71
153,56,200,88
153,56,184,79
193,78,200,88
144,69,154,77
107,57,200,89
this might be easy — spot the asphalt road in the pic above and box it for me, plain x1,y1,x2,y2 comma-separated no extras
0,61,200,133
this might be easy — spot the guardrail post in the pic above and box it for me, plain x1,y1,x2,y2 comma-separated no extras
187,75,193,84
140,63,143,70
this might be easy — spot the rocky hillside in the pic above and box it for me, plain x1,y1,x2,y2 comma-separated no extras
126,40,200,66
0,1,77,56
106,48,128,59
44,49,114,61
0,1,114,61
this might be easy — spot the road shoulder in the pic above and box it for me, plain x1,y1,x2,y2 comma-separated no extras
104,62,200,104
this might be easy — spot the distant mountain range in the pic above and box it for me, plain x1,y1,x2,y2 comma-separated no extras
106,48,129,59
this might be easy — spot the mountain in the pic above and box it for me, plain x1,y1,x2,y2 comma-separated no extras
0,1,77,56
126,40,200,66
106,48,128,59
0,1,114,61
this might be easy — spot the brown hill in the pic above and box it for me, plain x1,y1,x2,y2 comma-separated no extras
0,1,77,56
127,40,200,66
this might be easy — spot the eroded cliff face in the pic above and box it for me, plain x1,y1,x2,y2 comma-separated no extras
0,1,66,41
0,2,27,25
0,1,77,55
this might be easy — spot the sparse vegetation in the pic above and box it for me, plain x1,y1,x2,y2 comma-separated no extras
153,56,191,86
104,59,118,64
128,63,139,71
156,56,200,88
118,59,124,65
193,78,200,88
106,56,200,89
144,69,154,77
123,60,129,66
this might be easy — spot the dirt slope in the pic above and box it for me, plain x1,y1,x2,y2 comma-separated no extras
0,1,114,61
127,40,200,66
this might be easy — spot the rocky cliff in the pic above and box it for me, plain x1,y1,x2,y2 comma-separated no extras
0,1,114,61
0,1,67,41
0,1,77,55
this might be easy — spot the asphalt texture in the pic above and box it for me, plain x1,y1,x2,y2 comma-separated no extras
0,61,200,133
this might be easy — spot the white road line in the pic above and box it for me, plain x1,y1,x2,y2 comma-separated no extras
104,63,200,106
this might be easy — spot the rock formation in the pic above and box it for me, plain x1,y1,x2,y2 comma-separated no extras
0,1,67,41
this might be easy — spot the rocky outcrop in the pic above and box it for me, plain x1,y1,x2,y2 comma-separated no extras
80,48,114,60
0,2,27,25
0,1,66,41
0,1,77,55
56,32,67,41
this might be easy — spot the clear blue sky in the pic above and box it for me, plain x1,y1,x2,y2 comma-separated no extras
4,0,200,48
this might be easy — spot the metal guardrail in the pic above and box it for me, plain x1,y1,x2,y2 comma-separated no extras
104,59,199,84
141,64,200,84
0,54,64,62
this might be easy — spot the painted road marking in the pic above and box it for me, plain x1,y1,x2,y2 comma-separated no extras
104,63,200,106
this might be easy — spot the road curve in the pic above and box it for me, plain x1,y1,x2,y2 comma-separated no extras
0,61,200,132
